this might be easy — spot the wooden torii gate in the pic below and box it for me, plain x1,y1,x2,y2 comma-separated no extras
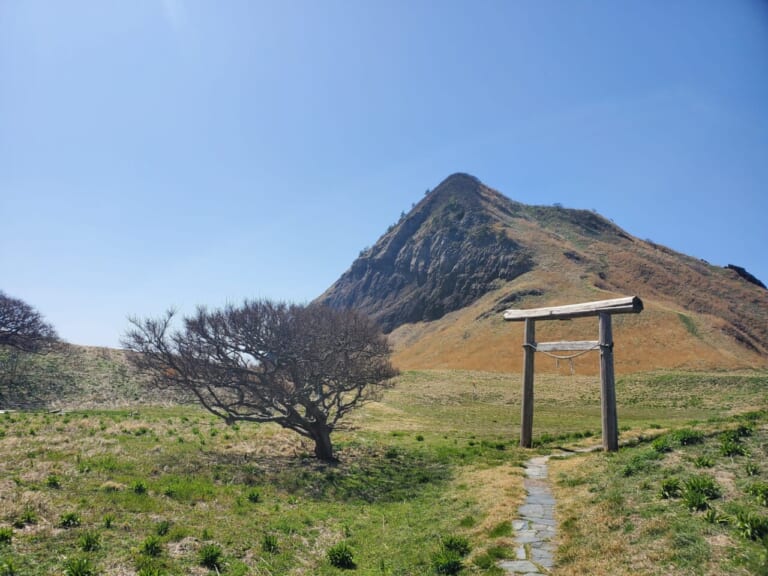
503,296,643,451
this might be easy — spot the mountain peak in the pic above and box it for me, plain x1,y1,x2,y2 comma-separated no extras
316,174,768,369
317,174,532,331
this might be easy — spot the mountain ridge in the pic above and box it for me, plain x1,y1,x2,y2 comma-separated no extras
317,174,768,372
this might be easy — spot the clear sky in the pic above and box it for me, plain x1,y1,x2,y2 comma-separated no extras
2,1,767,348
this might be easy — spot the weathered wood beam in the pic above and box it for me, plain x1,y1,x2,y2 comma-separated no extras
535,340,599,352
503,296,643,322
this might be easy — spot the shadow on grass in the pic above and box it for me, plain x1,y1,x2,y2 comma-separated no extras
204,444,453,503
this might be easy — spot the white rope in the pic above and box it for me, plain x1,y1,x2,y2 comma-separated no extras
536,345,599,361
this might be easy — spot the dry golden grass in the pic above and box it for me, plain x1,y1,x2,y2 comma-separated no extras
459,463,525,536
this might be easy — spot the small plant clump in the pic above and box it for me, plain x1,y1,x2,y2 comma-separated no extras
0,527,12,544
671,428,704,446
59,512,82,529
13,508,37,528
651,435,673,453
155,520,171,536
748,482,768,507
140,535,163,557
0,559,18,576
431,534,471,575
432,548,463,575
78,530,101,552
327,542,355,569
733,509,768,541
46,473,62,489
682,475,721,511
442,535,471,557
63,556,97,576
660,477,682,499
198,543,224,571
262,533,279,554
131,480,149,494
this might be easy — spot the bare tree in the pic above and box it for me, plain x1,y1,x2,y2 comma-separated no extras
0,292,58,352
122,300,397,461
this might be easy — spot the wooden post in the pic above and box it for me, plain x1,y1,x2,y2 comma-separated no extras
599,312,618,451
520,318,535,448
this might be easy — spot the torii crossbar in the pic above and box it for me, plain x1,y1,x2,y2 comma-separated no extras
503,296,643,451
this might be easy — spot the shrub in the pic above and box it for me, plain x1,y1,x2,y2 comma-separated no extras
432,548,463,574
246,489,261,503
63,556,97,576
103,514,115,529
59,512,82,529
660,477,681,499
327,542,355,569
46,474,62,489
0,527,12,544
78,530,101,552
140,535,163,557
199,543,224,570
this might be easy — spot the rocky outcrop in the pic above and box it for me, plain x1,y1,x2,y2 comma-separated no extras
316,174,533,332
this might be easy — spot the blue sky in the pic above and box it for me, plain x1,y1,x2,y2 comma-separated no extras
2,1,767,348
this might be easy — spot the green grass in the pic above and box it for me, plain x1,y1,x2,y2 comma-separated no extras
0,369,766,574
552,409,768,575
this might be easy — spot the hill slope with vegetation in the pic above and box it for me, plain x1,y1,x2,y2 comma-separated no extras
318,173,768,373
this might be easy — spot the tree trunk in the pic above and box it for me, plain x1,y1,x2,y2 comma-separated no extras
309,423,336,462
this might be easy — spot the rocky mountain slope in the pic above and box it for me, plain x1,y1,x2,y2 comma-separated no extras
317,173,768,373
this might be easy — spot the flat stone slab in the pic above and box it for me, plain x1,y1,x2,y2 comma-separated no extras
498,560,541,574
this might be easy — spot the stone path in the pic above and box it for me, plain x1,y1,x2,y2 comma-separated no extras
498,454,557,575
499,447,600,575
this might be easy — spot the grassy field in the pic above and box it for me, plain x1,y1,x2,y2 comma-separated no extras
0,369,766,575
